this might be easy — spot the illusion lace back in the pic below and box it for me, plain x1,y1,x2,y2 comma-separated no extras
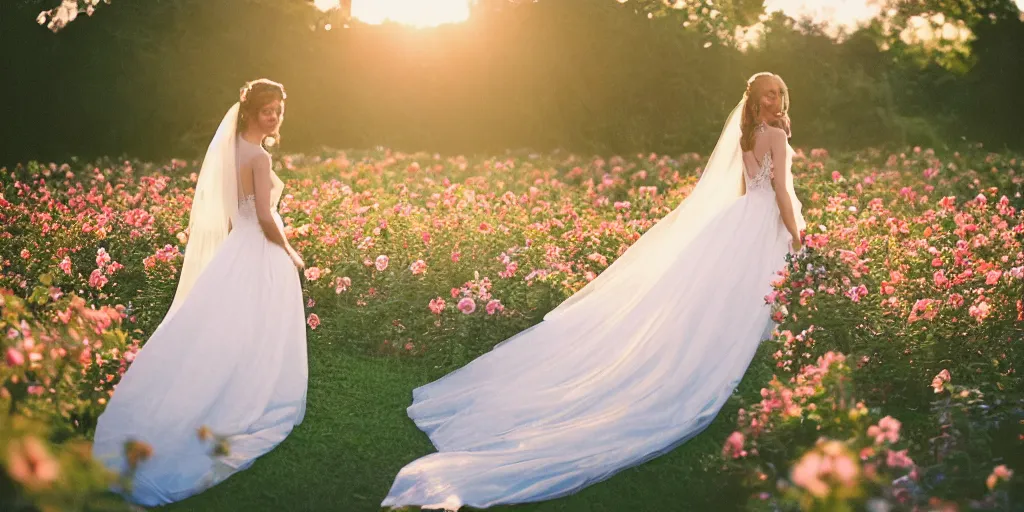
383,136,798,511
92,135,306,507
745,151,774,194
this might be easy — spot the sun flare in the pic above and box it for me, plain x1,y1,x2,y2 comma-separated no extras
315,0,472,27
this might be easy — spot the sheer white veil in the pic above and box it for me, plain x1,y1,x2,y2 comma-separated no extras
545,97,802,321
165,102,241,318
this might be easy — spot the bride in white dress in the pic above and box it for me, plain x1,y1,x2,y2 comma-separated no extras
382,72,807,510
92,79,308,506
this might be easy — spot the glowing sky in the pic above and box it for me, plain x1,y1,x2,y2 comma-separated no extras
314,0,1024,29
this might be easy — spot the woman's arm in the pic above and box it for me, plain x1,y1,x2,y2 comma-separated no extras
252,153,304,268
769,129,802,250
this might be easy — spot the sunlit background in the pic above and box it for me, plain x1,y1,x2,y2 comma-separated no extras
315,0,1024,30
315,0,471,27
351,0,471,27
9,0,1023,164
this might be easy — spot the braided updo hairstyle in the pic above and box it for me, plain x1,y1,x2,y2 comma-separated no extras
740,72,790,152
237,78,287,148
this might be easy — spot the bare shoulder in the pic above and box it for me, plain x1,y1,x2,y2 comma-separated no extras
763,124,787,142
249,150,272,173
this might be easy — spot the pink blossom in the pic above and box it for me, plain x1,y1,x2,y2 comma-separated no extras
908,299,939,323
428,297,446,315
722,431,747,459
95,247,111,268
987,464,1014,490
375,255,389,271
969,301,991,322
304,267,322,280
485,299,504,315
20,249,30,259
845,285,868,302
499,261,518,278
334,276,352,294
867,416,901,445
791,452,829,497
886,449,914,468
306,313,320,330
457,297,476,314
791,441,861,498
88,268,108,289
985,270,1002,285
6,436,60,490
409,260,427,275
5,348,25,367
58,256,72,275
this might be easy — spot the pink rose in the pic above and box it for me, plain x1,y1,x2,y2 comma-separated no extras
334,276,352,294
457,297,476,314
985,270,1002,285
6,437,59,490
886,449,914,468
969,301,991,322
95,248,111,268
722,431,747,459
485,299,504,315
409,260,427,275
5,348,25,367
58,256,72,275
986,465,1014,490
88,268,108,289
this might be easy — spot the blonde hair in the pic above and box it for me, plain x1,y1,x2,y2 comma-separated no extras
740,72,790,152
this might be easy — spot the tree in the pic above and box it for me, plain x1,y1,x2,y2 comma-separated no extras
865,0,1022,72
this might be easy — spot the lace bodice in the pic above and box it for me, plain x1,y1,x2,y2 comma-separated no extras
234,137,284,225
744,151,774,194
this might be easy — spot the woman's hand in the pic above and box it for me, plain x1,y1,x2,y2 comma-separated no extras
287,246,305,270
790,231,804,254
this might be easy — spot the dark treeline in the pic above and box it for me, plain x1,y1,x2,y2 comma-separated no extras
3,0,1023,166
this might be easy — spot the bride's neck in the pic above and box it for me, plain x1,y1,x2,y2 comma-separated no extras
239,129,264,146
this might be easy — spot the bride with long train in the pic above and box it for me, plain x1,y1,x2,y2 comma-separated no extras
382,72,807,510
91,79,308,506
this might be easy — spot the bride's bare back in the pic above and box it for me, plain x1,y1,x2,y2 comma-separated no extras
741,124,785,181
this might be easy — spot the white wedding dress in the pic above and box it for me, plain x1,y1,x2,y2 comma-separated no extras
92,135,308,506
382,111,801,509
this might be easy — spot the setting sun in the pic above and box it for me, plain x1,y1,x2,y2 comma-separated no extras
350,0,472,27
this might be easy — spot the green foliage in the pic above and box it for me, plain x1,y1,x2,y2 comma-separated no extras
4,0,1022,168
